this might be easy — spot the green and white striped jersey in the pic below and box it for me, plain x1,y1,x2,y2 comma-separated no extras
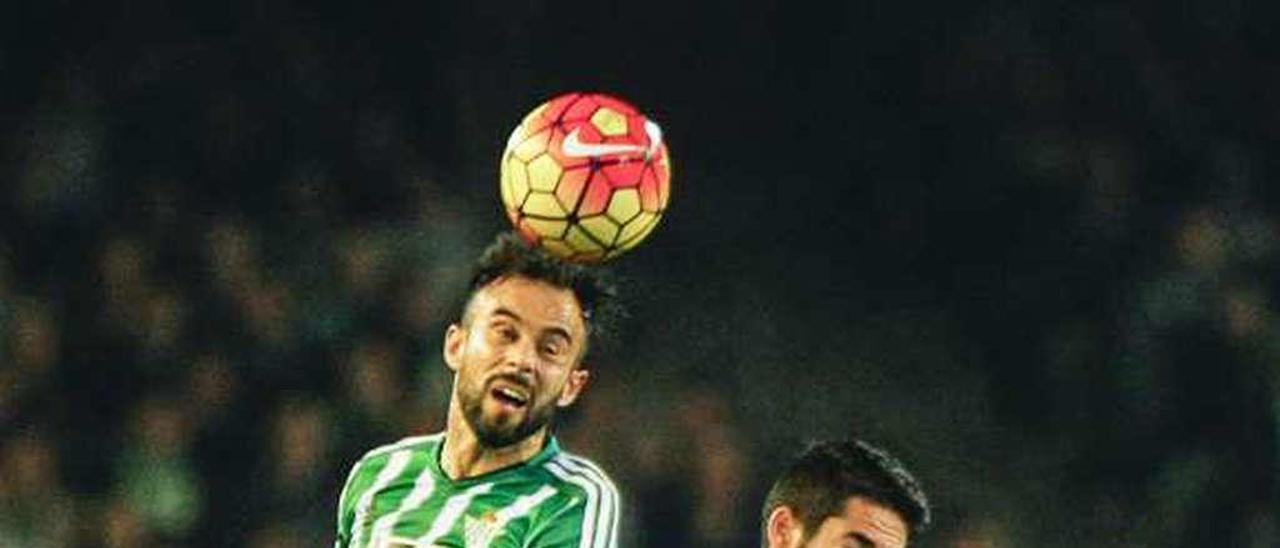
335,433,619,548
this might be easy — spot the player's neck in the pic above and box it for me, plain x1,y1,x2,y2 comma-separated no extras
441,411,548,480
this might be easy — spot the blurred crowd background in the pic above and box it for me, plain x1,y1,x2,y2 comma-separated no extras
2,1,1277,547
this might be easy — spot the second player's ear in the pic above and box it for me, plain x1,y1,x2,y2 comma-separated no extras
766,506,801,548
556,368,590,407
443,323,465,372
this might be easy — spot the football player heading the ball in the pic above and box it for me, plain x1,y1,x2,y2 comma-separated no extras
335,233,624,547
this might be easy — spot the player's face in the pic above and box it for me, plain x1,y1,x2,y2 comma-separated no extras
445,275,590,448
801,497,909,548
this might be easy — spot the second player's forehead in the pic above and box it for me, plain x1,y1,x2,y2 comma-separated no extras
821,496,909,548
467,276,586,335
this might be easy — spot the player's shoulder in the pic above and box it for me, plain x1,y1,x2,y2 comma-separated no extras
352,432,442,468
538,450,620,500
527,450,621,546
337,433,443,520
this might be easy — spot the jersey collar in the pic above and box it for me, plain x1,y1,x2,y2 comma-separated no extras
433,434,563,485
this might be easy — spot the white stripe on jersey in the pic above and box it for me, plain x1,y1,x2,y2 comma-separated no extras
414,481,495,545
560,456,620,548
495,484,558,524
544,457,618,548
457,485,560,548
543,461,597,548
337,455,365,518
370,460,437,544
351,449,413,548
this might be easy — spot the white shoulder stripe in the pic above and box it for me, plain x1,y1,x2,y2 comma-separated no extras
558,456,620,548
543,461,601,548
545,457,618,548
555,455,618,548
560,455,619,495
350,449,412,548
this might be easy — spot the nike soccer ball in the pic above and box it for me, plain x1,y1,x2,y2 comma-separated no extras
499,92,671,263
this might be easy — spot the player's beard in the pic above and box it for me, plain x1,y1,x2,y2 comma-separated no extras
459,373,558,449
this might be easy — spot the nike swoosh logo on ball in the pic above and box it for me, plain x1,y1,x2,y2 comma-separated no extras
562,121,664,158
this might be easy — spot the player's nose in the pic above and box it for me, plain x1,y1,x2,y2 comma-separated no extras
503,338,539,374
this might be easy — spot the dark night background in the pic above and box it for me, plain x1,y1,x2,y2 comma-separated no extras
2,1,1278,546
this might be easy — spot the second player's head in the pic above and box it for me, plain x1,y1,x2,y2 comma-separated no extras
444,232,620,448
762,439,930,548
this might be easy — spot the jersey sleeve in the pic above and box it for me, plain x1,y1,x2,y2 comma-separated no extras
334,455,370,548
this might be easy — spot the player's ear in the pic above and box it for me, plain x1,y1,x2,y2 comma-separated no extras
556,367,590,407
766,506,802,548
443,323,465,372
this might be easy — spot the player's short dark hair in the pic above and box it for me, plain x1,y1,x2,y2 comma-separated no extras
762,438,930,543
462,232,622,360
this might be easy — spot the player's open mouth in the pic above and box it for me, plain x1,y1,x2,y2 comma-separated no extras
490,385,529,408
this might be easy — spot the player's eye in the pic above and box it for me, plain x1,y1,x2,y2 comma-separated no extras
847,535,875,548
541,342,562,357
490,323,518,342
540,337,569,359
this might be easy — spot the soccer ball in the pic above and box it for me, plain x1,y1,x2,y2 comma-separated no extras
499,92,671,263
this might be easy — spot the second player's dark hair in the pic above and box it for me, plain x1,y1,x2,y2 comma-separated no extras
762,438,931,543
463,232,622,359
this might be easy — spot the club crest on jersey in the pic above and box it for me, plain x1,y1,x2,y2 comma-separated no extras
464,511,504,547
